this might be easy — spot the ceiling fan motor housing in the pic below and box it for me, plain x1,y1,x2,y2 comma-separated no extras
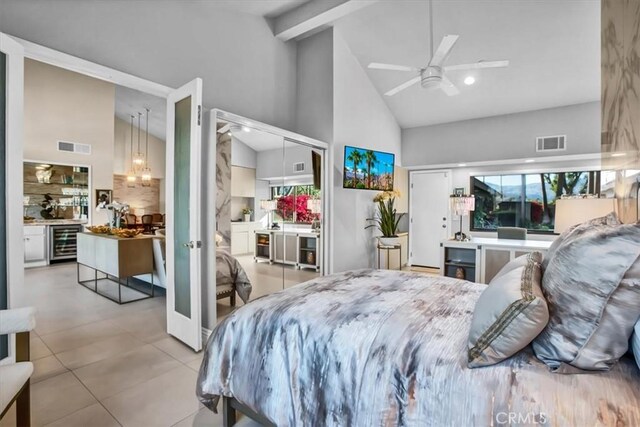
421,66,443,89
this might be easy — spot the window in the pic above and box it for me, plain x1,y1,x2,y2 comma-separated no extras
270,185,320,223
471,170,607,233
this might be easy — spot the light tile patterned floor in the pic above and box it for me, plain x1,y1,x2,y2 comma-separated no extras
0,262,269,427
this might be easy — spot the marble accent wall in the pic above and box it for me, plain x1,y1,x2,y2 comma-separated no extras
602,0,640,223
216,133,232,247
112,174,161,214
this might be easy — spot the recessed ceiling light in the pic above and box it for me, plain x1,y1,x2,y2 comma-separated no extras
458,163,467,167
464,76,475,85
525,159,535,163
242,126,251,133
228,132,232,136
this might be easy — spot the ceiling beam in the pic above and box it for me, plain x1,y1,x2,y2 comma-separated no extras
273,0,378,42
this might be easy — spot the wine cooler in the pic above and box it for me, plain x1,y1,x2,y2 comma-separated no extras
49,224,83,261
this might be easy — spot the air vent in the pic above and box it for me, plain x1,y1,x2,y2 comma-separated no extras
293,162,305,172
536,135,566,152
58,141,91,155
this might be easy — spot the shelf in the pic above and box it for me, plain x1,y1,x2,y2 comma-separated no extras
299,248,317,252
256,243,270,247
445,261,476,268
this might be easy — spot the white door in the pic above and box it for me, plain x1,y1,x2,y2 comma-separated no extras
166,78,203,351
1,32,25,362
410,171,451,268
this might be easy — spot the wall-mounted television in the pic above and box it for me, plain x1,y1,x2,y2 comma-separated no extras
343,145,395,191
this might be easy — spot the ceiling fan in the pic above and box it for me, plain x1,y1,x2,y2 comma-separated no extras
368,1,509,97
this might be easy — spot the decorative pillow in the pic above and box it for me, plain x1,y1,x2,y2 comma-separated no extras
541,211,620,271
533,221,640,372
468,252,547,368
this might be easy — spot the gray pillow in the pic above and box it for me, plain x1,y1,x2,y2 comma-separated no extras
468,252,547,368
542,211,620,271
533,222,640,372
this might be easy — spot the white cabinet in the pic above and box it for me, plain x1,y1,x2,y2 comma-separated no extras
230,222,259,255
441,237,552,284
24,226,47,267
231,166,256,198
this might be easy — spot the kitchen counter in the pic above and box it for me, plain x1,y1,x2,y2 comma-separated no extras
24,220,88,226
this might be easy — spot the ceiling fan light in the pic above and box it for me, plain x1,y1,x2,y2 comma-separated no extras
464,76,476,85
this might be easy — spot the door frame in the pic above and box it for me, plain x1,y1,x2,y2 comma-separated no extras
1,32,24,363
408,169,452,267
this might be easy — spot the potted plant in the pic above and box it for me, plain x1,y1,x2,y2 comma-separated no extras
242,207,252,222
365,190,404,245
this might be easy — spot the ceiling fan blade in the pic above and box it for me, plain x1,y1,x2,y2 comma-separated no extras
428,35,459,67
444,60,509,72
440,75,460,96
384,76,421,96
368,62,418,72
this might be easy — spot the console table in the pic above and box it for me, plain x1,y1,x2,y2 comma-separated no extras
440,237,553,284
76,232,155,304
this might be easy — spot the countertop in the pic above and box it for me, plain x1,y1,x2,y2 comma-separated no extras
442,237,553,250
24,220,88,227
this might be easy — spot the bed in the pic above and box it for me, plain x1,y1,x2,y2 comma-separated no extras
196,269,640,426
215,250,252,305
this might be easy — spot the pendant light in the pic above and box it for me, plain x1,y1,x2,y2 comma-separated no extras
133,112,145,170
127,115,137,187
141,108,152,187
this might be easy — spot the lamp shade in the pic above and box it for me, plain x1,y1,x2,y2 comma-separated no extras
260,200,277,211
450,195,475,216
306,199,322,214
554,198,615,233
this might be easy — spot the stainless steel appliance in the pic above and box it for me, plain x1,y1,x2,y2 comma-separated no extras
49,224,83,261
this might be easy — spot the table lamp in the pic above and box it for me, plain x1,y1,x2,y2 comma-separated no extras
554,197,615,234
260,199,278,229
306,198,322,231
450,195,475,241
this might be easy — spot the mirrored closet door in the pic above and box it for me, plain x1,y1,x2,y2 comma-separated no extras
214,111,327,315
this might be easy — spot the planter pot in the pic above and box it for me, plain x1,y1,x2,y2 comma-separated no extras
244,214,251,222
379,236,400,246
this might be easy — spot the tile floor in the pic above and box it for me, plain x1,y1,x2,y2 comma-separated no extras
2,258,433,427
1,262,269,427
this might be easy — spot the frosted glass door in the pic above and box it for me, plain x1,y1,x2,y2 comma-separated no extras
166,78,203,351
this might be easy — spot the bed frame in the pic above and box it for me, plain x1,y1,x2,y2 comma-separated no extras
223,396,276,427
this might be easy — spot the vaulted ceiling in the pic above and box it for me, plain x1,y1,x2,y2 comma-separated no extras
334,0,600,128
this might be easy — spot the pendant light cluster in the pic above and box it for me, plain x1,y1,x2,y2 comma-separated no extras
127,108,152,188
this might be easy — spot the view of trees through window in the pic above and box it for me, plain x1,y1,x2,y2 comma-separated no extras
271,185,321,223
471,170,608,233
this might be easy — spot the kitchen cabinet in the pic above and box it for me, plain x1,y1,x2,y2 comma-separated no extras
24,225,47,267
230,222,260,255
231,166,256,198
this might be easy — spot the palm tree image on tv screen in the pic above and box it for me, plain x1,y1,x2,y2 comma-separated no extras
343,146,395,191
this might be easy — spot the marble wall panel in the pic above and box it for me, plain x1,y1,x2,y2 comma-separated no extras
216,133,232,247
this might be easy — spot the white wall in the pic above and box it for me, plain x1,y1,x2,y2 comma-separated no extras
23,59,115,225
0,0,298,130
113,116,166,179
402,102,601,166
256,145,314,182
332,30,402,272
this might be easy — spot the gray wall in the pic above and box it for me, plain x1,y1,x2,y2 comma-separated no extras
256,145,314,182
332,30,402,273
402,101,600,167
0,0,298,130
294,28,334,143
231,137,257,169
